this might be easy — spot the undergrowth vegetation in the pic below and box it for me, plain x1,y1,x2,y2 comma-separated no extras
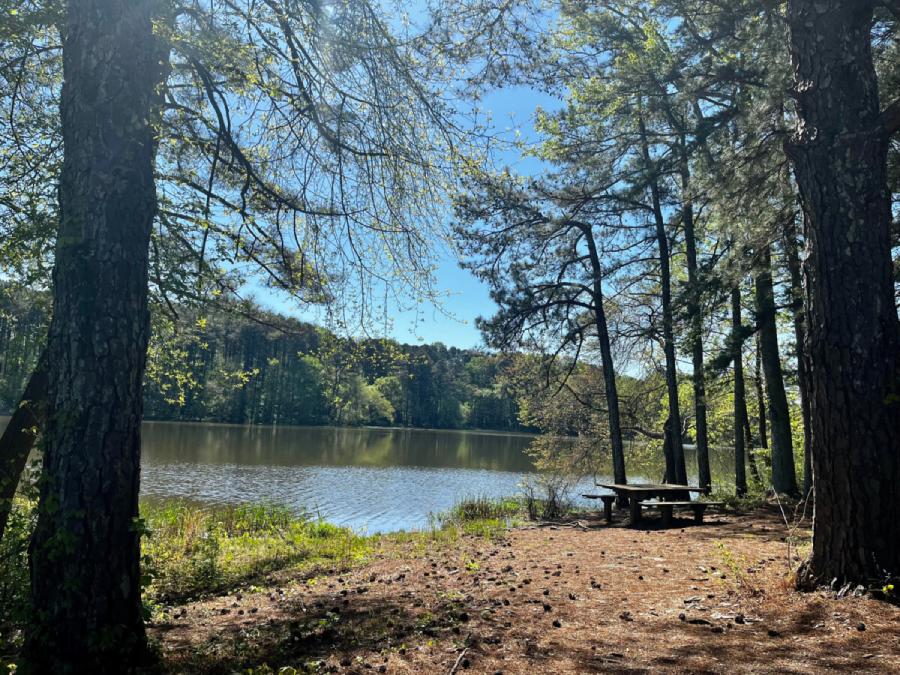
0,494,529,656
140,500,370,604
0,498,35,655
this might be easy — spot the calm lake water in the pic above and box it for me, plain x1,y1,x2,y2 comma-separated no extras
1,417,735,532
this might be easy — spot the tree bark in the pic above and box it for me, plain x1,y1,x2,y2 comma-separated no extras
782,215,813,496
638,111,687,486
754,245,799,496
582,226,628,496
0,351,48,541
731,288,748,497
745,418,762,485
26,0,162,668
787,0,900,588
753,334,768,456
680,142,710,492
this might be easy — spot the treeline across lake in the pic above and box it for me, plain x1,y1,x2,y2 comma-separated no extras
0,284,796,464
0,286,525,432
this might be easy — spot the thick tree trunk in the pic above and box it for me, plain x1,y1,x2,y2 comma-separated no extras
0,351,48,541
731,289,748,497
639,112,687,486
26,0,162,669
680,147,710,492
754,245,799,496
787,0,900,588
782,216,813,496
583,229,628,495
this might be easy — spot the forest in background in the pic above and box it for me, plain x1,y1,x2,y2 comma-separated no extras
0,285,524,431
0,282,803,477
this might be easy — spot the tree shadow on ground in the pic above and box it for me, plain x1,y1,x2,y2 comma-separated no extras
152,589,473,674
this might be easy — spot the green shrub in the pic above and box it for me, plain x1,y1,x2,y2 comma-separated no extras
0,498,36,653
707,486,768,512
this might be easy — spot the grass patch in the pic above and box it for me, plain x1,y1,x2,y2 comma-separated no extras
442,495,522,523
434,495,524,539
141,500,370,604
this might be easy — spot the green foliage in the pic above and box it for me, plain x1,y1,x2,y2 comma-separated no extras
0,498,36,654
707,487,768,513
0,284,47,410
3,0,462,324
0,293,527,432
504,354,611,477
140,500,370,603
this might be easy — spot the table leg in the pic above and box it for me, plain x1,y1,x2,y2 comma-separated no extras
602,497,614,523
660,505,673,527
692,504,706,524
629,498,642,524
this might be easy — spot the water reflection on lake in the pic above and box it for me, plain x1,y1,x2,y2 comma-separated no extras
140,422,540,532
0,417,736,533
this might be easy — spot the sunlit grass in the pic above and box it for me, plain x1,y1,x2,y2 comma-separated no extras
441,495,522,523
141,500,370,603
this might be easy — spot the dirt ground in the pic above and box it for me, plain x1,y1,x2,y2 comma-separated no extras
151,506,900,674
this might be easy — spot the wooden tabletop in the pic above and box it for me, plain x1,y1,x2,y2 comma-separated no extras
599,483,704,494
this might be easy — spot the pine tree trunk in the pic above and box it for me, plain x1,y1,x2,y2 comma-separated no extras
754,246,799,496
742,383,762,484
782,216,813,496
26,0,162,668
731,288,748,497
753,335,768,456
0,351,47,541
680,147,710,492
639,112,687,486
787,0,900,588
583,228,628,498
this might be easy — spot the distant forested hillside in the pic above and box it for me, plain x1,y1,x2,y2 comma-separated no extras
0,285,526,431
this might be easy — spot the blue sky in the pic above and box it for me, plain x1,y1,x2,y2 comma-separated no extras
385,86,561,348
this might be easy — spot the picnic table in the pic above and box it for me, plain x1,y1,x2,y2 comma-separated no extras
583,483,714,525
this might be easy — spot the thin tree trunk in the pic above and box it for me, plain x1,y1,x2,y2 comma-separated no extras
782,215,813,496
638,111,687,486
754,334,768,455
680,141,710,492
660,416,676,484
583,227,628,497
731,289,748,497
26,0,162,668
0,351,48,541
787,0,900,588
754,245,799,496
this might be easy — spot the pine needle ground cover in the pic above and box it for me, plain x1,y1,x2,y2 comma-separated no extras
150,506,898,673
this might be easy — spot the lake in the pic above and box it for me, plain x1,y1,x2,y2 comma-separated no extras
1,418,735,532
